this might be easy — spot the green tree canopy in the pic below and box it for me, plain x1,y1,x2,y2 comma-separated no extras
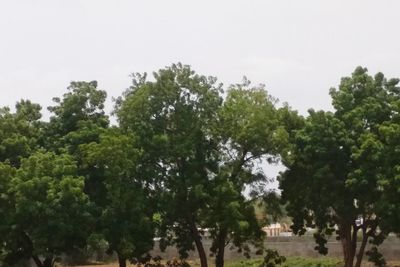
81,129,155,267
116,64,293,267
206,81,296,267
44,80,109,154
280,67,400,267
116,63,223,267
3,152,92,267
44,80,110,208
0,162,17,264
0,100,42,167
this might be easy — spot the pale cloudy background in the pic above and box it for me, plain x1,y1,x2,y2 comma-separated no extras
1,0,399,188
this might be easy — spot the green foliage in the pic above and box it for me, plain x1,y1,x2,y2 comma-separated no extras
4,63,383,267
47,81,108,134
206,80,300,263
2,151,93,266
81,128,155,263
44,80,111,227
0,100,42,167
0,82,112,267
218,80,280,156
0,162,18,265
366,247,386,267
259,249,286,267
116,63,224,259
115,64,293,267
142,257,192,267
280,67,400,266
40,80,110,207
44,80,109,153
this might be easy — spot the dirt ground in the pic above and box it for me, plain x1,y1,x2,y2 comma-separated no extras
72,261,400,267
71,261,202,267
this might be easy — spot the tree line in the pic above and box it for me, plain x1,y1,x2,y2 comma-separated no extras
0,64,399,267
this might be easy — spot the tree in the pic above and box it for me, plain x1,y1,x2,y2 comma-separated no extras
0,162,18,265
44,80,110,211
116,63,223,267
0,100,44,266
279,67,400,267
81,129,155,267
45,80,108,152
116,64,290,267
207,80,293,267
0,83,109,267
6,151,92,267
0,100,42,167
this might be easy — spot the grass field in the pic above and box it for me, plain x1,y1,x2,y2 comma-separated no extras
225,257,341,267
72,257,400,267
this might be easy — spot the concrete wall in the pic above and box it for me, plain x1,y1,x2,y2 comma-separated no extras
150,236,400,261
20,235,400,266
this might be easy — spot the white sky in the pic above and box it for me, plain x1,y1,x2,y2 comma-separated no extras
1,0,400,119
2,0,399,190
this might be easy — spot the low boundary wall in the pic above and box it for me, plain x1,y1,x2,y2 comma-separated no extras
151,236,400,261
20,235,400,266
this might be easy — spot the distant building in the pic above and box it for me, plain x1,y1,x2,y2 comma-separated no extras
262,223,292,237
262,223,281,236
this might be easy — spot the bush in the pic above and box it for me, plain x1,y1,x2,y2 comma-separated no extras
260,249,286,267
140,257,191,267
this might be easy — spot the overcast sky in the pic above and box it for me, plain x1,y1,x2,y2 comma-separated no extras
1,0,399,189
1,0,400,119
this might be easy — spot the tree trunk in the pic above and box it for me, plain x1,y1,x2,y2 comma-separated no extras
339,223,356,267
215,228,228,267
354,230,368,267
189,219,208,267
43,258,54,267
342,238,354,267
32,256,54,267
118,254,127,267
193,231,208,267
32,256,43,267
